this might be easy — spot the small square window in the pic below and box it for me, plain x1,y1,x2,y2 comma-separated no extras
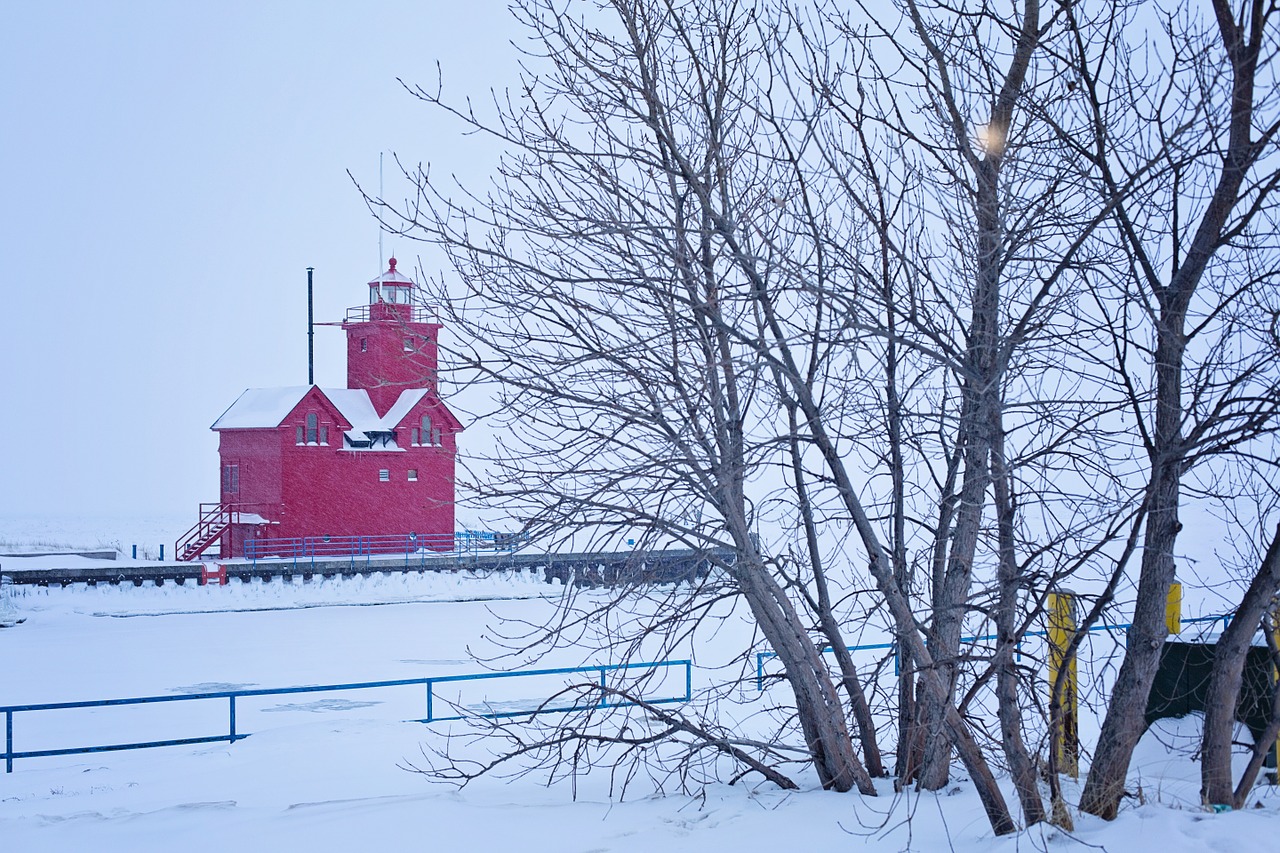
403,336,414,352
379,469,390,482
360,338,368,352
408,469,418,481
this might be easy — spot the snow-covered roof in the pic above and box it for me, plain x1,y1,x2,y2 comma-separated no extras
381,389,430,429
213,386,444,448
323,388,383,433
211,387,312,430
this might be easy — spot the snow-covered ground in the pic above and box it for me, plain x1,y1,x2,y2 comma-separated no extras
2,519,1279,851
0,512,190,561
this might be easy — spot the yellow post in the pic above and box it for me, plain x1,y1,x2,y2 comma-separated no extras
1273,618,1279,785
1166,581,1182,635
1048,590,1079,778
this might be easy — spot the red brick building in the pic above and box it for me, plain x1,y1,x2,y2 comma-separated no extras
177,259,462,560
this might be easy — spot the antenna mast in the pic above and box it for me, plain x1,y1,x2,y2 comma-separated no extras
377,152,385,301
306,267,315,385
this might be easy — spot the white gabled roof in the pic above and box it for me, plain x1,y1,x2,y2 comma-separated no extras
213,386,441,442
381,389,430,429
211,387,312,430
323,388,383,433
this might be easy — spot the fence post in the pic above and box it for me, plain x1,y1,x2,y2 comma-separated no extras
1048,589,1079,778
229,695,237,742
1274,617,1279,784
6,709,12,773
1165,581,1182,635
599,667,609,708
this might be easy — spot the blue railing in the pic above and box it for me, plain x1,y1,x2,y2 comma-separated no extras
2,659,690,773
753,614,1234,690
244,530,527,565
424,660,693,723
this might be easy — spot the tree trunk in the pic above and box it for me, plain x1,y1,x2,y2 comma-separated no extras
1232,622,1280,808
1201,523,1280,806
918,149,1005,791
1079,421,1183,819
784,405,885,778
774,355,1018,833
706,118,1018,835
732,556,876,794
992,429,1047,825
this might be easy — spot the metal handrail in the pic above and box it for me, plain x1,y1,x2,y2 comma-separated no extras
174,502,231,561
175,502,276,562
423,660,692,723
2,659,691,773
343,304,438,324
752,614,1234,690
245,530,527,566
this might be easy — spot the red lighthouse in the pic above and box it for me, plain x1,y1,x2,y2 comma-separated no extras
177,259,463,561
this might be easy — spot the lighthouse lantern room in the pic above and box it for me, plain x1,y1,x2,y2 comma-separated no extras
176,259,462,561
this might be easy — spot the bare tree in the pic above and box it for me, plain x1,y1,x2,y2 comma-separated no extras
1058,0,1280,819
378,0,1280,836
1202,521,1280,807
794,0,1129,824
388,0,879,796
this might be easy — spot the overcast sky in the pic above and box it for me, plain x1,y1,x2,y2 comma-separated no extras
1,1,522,521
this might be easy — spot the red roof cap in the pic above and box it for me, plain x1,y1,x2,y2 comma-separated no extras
368,258,415,286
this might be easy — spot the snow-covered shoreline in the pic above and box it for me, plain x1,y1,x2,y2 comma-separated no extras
3,517,1279,851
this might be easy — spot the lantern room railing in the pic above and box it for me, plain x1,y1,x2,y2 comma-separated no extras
343,303,439,324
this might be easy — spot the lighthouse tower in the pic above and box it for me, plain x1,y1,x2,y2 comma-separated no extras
343,257,443,414
179,259,463,561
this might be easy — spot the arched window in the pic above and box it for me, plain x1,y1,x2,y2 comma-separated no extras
306,413,318,444
413,414,431,446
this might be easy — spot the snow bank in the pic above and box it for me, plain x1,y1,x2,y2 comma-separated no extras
7,566,557,618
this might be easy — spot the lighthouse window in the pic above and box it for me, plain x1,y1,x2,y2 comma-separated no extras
413,415,435,446
306,413,319,444
379,469,390,482
408,469,418,481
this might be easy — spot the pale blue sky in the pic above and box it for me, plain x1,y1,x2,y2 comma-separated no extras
1,1,518,519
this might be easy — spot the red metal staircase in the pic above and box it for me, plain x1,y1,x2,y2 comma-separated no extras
175,503,237,562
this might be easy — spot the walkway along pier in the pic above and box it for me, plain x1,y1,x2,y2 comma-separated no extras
0,548,723,589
